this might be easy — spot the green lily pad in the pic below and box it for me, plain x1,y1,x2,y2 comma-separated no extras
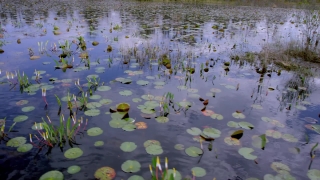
100,99,113,105
122,124,136,131
144,140,161,147
14,115,28,122
86,102,102,109
239,122,254,130
203,128,221,138
227,121,240,128
39,170,63,180
128,175,144,180
17,143,33,152
146,144,163,155
111,112,127,119
89,94,102,100
109,119,127,128
67,165,81,174
84,109,100,116
211,113,224,120
119,90,133,96
87,74,99,79
7,137,26,147
154,81,165,86
21,106,35,112
174,144,185,150
87,127,103,136
94,167,116,180
141,108,156,114
185,146,203,157
191,167,206,177
94,141,104,147
307,169,320,180
132,98,142,103
16,100,28,106
136,80,149,86
117,103,130,112
64,147,83,159
282,134,298,142
187,127,202,136
238,147,257,160
141,94,154,100
155,116,169,123
97,86,111,91
271,162,290,173
121,160,141,173
120,142,137,152
165,169,182,180
179,101,192,107
232,112,246,119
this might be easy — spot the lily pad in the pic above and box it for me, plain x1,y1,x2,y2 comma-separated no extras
94,167,116,180
307,169,320,180
191,167,206,177
94,141,104,147
210,113,224,120
120,142,137,152
89,94,102,100
117,103,130,112
141,94,154,100
136,80,149,86
271,162,290,173
128,175,144,180
144,140,161,147
109,119,127,128
121,160,141,173
224,137,240,146
146,144,163,155
14,115,28,122
238,147,257,160
86,102,102,109
39,170,63,180
232,112,246,119
132,98,142,103
97,86,111,91
7,137,26,147
122,124,136,131
165,169,182,180
119,90,133,96
67,165,81,174
16,100,28,106
87,127,103,136
100,99,113,105
239,122,254,130
21,106,35,112
84,109,100,116
227,121,240,128
155,116,169,123
64,147,83,159
282,134,298,142
185,146,203,157
179,101,192,107
203,128,221,138
17,143,33,152
174,144,185,150
187,127,202,136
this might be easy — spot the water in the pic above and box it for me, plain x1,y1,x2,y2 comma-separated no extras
0,0,320,179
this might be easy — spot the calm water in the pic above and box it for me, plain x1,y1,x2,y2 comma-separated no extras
0,0,320,180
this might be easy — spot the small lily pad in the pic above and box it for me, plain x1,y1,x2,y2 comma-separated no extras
100,99,113,105
17,143,33,152
97,86,111,91
155,116,169,123
87,127,103,136
64,147,83,159
14,115,28,122
136,80,149,86
238,147,257,160
174,144,185,150
39,170,63,180
122,124,136,131
84,109,100,116
144,140,160,147
239,122,254,130
121,160,141,173
185,146,203,157
94,167,116,180
21,106,35,112
132,98,142,103
94,141,104,147
16,100,28,106
119,90,133,96
232,112,246,119
89,94,102,100
307,169,320,180
120,142,137,152
203,128,221,138
109,119,127,128
67,165,81,174
227,121,239,128
146,144,163,155
128,175,144,180
211,113,224,120
7,137,26,147
179,101,192,107
187,127,202,136
191,167,206,177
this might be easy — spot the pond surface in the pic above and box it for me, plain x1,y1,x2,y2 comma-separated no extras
0,0,320,180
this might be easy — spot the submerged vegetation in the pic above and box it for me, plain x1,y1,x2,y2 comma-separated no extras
0,0,320,179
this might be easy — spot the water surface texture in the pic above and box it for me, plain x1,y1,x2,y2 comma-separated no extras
0,0,320,180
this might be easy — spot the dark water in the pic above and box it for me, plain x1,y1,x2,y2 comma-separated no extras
0,0,320,180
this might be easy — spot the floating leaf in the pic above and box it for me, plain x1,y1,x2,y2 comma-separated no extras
97,86,111,91
144,140,160,147
21,106,35,112
224,137,240,146
7,137,26,147
14,115,28,122
84,109,100,116
265,130,282,139
132,98,142,103
155,116,169,123
203,128,221,138
141,94,154,100
86,102,102,109
119,90,133,96
165,169,182,180
186,127,202,136
251,104,263,110
16,100,28,106
307,169,320,180
136,80,149,86
231,130,244,140
210,113,224,120
191,167,206,177
239,122,254,130
87,127,103,136
67,165,81,174
109,119,127,128
282,134,298,142
64,147,83,159
185,146,203,157
39,170,63,180
174,144,185,150
121,160,141,173
122,124,136,131
94,141,104,147
238,147,257,160
117,103,130,112
179,101,192,107
100,99,113,105
135,122,147,129
120,142,137,152
271,162,290,173
94,167,116,180
232,112,246,119
227,121,239,128
146,145,163,155
89,94,102,100
154,81,165,86
128,175,144,180
17,143,33,152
